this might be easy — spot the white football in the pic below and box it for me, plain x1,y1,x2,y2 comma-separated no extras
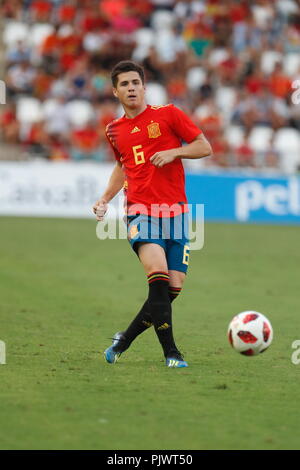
228,311,273,356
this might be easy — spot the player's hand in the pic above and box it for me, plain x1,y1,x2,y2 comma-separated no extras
93,199,108,221
150,149,178,168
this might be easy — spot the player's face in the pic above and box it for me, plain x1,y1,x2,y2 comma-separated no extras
113,71,146,110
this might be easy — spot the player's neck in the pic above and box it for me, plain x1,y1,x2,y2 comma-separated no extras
123,103,148,119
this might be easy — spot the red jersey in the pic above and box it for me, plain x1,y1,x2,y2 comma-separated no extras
105,104,202,216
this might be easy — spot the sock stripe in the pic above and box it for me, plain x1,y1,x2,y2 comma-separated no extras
148,276,169,284
169,287,182,301
147,271,169,277
169,287,182,293
147,272,170,283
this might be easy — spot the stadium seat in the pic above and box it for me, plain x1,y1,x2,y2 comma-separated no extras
224,126,245,147
132,45,151,62
145,83,168,105
155,30,177,62
132,28,155,62
48,79,66,98
3,21,29,46
193,103,213,120
215,87,237,116
273,127,300,173
28,23,54,47
283,53,300,77
248,126,274,153
16,97,43,123
134,28,155,47
184,158,206,171
150,10,175,31
65,100,95,128
41,98,60,119
57,24,73,38
276,0,299,16
186,67,207,91
208,48,230,67
115,104,124,118
83,32,105,53
261,50,283,74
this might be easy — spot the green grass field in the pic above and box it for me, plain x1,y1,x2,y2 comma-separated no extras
0,216,299,450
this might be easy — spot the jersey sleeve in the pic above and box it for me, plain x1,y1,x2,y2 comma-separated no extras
105,124,122,162
168,104,202,143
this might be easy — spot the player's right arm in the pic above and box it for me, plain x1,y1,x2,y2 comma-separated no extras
93,161,125,221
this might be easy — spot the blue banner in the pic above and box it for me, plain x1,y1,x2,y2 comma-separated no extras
186,172,300,224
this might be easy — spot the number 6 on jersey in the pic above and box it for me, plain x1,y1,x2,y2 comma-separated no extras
132,145,145,165
182,245,190,266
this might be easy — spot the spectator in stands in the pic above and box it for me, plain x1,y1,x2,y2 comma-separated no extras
234,137,256,167
251,0,276,31
283,10,300,52
47,134,70,161
28,0,53,23
232,85,289,131
70,119,106,161
6,40,31,66
261,136,280,168
1,0,23,19
94,97,118,139
6,60,37,98
209,131,233,167
1,0,299,170
194,98,223,143
217,47,242,86
64,56,93,100
21,120,48,158
55,1,77,25
32,66,55,99
244,63,268,95
0,104,19,144
43,95,72,138
269,62,292,99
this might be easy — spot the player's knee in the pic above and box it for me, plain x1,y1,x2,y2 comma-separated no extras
137,243,168,274
168,270,185,289
144,259,168,275
146,265,167,275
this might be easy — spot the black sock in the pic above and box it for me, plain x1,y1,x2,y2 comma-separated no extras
114,285,182,353
147,272,179,358
113,300,152,353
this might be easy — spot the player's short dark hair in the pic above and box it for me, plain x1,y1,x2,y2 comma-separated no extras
111,60,145,88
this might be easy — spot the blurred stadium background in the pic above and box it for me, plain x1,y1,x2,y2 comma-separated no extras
0,0,300,223
1,0,300,451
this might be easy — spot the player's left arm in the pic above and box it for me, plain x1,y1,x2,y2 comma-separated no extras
150,134,212,168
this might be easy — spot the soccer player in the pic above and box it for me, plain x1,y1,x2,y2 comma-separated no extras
93,60,212,368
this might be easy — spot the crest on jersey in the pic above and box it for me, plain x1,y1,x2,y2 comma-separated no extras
129,225,139,239
147,122,161,139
